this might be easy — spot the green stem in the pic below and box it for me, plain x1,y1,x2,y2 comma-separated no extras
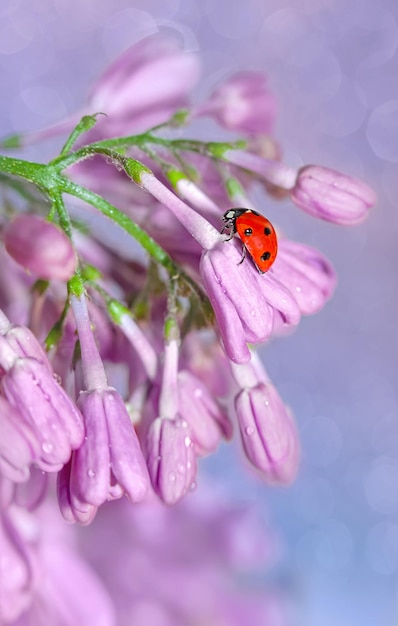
50,193,73,238
0,155,48,186
59,177,177,273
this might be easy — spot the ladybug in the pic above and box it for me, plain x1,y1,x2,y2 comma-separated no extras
221,208,278,274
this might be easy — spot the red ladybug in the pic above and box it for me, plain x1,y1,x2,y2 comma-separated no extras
221,208,278,273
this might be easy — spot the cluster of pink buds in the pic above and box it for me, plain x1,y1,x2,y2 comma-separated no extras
0,32,376,624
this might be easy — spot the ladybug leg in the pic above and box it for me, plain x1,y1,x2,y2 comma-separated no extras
220,219,236,240
237,244,246,265
220,226,234,241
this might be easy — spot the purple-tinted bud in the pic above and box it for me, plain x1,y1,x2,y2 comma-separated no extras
87,34,200,136
0,340,84,472
178,370,232,455
272,240,337,315
146,416,197,505
0,397,40,483
290,165,377,225
195,71,277,135
0,310,52,370
69,388,149,509
57,461,97,525
200,238,300,363
235,382,299,484
4,215,77,281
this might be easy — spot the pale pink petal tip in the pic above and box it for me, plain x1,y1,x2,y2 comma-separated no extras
291,165,377,225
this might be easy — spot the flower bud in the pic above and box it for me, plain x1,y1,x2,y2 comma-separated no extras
146,417,197,505
4,215,77,280
195,71,277,135
235,382,299,484
290,165,377,225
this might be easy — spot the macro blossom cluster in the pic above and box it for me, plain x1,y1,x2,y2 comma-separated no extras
0,34,376,625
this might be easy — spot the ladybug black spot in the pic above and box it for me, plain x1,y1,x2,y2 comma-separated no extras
264,227,272,236
261,251,271,261
244,228,253,236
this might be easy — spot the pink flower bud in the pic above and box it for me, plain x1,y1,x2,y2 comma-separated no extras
88,34,200,136
290,165,377,225
146,417,197,505
195,71,277,135
235,382,299,485
4,215,77,280
178,370,232,455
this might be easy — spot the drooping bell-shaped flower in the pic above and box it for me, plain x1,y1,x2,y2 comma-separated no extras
58,294,149,524
145,337,197,504
230,353,300,484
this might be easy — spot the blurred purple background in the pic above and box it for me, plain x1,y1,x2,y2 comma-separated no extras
1,0,397,624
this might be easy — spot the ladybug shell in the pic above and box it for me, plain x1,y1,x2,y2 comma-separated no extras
235,210,278,273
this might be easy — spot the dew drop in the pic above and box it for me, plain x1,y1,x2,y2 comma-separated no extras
189,481,197,492
265,400,270,407
250,309,256,317
186,460,192,470
41,441,53,454
194,388,203,398
87,468,96,478
42,392,51,401
245,426,255,436
184,436,192,447
169,472,176,483
177,462,186,475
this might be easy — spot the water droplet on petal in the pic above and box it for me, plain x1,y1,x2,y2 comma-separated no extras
189,481,197,492
169,472,176,483
194,388,203,398
184,436,192,447
87,468,96,478
245,426,255,436
177,463,186,475
42,441,53,454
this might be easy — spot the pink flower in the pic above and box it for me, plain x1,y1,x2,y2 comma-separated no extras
138,171,336,364
290,165,377,224
223,150,377,224
0,310,52,370
87,34,200,136
17,34,201,148
0,336,84,473
194,71,277,135
146,415,197,505
200,237,300,363
72,389,149,505
231,354,300,484
145,339,197,504
4,215,77,281
57,295,149,523
177,369,232,455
